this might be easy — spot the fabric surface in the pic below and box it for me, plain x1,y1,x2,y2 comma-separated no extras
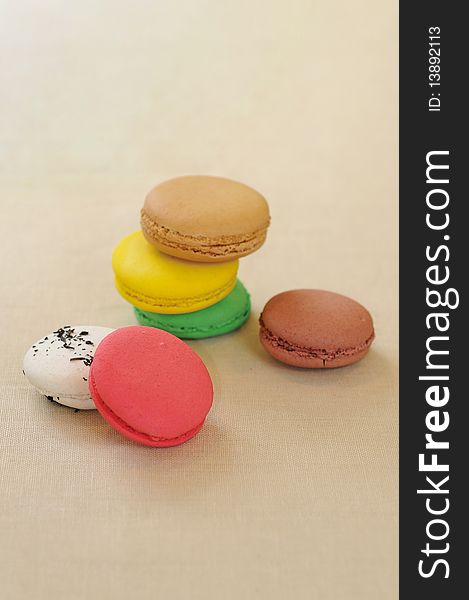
0,1,398,599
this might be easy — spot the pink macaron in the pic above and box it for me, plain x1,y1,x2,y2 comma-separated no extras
89,326,213,447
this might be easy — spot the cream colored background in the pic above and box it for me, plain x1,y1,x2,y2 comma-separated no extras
0,1,398,599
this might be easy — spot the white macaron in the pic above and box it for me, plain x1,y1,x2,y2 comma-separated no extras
23,325,114,410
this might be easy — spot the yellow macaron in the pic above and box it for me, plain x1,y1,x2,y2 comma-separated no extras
112,231,239,313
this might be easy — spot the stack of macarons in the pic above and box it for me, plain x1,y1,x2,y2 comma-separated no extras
21,173,378,451
112,175,271,339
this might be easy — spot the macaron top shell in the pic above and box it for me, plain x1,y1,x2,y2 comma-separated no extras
142,175,270,238
261,290,374,352
23,325,114,409
112,231,238,313
89,326,213,444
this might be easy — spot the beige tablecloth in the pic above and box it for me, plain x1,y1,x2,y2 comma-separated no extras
0,1,398,598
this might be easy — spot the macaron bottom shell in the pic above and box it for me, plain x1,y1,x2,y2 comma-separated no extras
259,325,374,368
41,391,96,410
141,216,267,263
89,370,204,447
114,274,237,314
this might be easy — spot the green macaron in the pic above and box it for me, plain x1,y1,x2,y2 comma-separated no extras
134,279,251,339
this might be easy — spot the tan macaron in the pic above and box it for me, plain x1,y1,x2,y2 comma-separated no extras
141,175,270,263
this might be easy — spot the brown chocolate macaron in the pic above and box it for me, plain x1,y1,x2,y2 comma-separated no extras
259,289,375,368
141,175,270,262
